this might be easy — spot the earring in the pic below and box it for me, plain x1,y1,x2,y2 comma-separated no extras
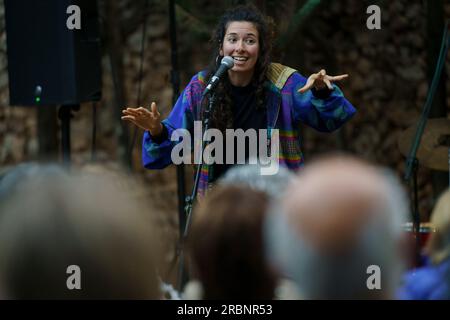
215,54,223,67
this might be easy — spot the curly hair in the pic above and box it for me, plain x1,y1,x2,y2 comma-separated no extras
203,5,274,132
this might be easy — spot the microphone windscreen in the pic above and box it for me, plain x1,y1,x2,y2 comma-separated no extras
221,56,234,68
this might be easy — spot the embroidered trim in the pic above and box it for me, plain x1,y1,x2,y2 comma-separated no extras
267,63,297,90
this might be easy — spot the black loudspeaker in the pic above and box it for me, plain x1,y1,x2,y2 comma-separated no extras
4,0,102,106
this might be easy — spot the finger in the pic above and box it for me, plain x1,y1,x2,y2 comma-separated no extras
309,74,319,82
298,86,308,93
124,109,142,117
121,115,137,122
312,71,324,85
150,102,160,118
328,74,349,81
324,78,333,90
125,107,142,114
122,116,147,131
137,107,150,114
298,78,315,93
123,109,139,114
126,107,140,112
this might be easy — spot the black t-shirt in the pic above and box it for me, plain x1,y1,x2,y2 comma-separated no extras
151,83,332,182
211,83,267,182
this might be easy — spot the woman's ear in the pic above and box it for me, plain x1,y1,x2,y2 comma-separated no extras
219,45,223,57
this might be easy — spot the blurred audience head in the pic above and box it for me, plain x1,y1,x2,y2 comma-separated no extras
0,162,65,203
189,184,276,299
426,188,450,265
265,155,408,299
0,163,162,299
219,163,294,200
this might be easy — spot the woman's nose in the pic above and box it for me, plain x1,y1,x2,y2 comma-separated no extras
235,40,245,52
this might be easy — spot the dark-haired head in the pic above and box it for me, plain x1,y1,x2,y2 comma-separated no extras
189,184,277,299
206,5,273,131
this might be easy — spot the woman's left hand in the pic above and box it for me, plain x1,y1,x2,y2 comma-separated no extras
298,69,348,93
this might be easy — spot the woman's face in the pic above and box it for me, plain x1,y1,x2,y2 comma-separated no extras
220,21,260,75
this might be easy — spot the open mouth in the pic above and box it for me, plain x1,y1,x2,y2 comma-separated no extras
233,56,248,62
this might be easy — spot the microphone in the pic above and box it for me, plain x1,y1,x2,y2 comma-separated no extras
202,56,234,97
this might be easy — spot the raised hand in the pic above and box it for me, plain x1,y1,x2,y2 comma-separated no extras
298,69,348,94
121,102,163,136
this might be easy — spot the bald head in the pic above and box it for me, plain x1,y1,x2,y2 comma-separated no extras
265,155,408,299
283,156,391,252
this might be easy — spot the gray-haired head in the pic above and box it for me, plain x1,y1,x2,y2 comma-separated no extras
218,163,295,200
0,163,67,204
264,156,408,299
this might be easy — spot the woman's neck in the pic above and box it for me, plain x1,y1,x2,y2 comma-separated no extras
228,70,254,87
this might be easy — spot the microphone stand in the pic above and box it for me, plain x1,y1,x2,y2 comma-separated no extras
58,104,80,167
176,92,216,291
404,20,449,267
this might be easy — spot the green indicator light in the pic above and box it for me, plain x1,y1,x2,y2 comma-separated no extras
34,86,42,104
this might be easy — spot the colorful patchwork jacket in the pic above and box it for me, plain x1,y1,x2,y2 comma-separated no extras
142,63,356,197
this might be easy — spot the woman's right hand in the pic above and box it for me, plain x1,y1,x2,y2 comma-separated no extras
121,102,163,136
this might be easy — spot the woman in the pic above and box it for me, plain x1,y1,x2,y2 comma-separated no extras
186,184,276,299
122,5,356,197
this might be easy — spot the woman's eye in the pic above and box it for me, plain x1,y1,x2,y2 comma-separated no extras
227,37,237,43
245,39,256,44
